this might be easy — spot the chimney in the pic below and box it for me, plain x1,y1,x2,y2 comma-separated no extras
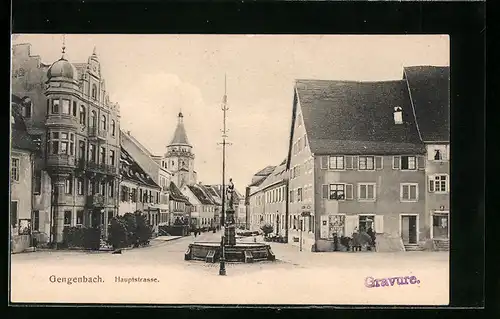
393,107,403,125
127,130,131,135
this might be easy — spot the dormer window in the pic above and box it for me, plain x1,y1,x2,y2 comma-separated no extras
394,106,403,124
434,150,442,161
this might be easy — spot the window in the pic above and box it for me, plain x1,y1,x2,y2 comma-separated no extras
401,156,416,170
49,131,75,155
77,178,84,195
79,105,86,124
358,156,375,170
100,181,106,196
72,101,77,116
359,215,375,232
109,150,115,166
78,141,86,160
297,188,303,202
62,99,70,114
33,210,40,230
90,110,97,127
100,147,106,164
401,183,418,202
131,188,137,202
358,183,376,201
76,211,84,225
111,119,116,136
101,115,107,130
289,190,294,203
429,175,449,193
108,180,114,197
329,156,344,170
33,170,42,194
64,211,72,226
10,201,18,227
46,99,50,114
121,186,129,202
11,158,20,181
92,84,97,99
52,99,60,113
65,177,73,194
329,184,345,200
89,144,96,162
21,97,32,118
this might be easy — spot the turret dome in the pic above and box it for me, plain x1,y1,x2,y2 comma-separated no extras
47,57,78,81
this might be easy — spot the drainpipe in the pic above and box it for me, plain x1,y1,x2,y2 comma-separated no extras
285,180,289,243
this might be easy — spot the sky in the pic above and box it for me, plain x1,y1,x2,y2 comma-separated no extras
12,34,449,192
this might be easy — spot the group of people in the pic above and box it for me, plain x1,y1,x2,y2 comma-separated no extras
332,227,377,252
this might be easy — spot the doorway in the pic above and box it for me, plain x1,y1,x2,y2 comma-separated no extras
400,215,418,244
432,213,449,239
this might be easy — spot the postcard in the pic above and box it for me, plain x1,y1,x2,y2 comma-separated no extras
10,34,450,305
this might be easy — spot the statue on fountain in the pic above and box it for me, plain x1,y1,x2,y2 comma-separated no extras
226,178,235,210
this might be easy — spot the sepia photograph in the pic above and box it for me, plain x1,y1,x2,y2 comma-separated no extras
10,34,450,305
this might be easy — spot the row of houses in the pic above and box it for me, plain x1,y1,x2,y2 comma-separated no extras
10,43,243,250
246,66,450,252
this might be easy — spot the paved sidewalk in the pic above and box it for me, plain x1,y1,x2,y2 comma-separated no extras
152,236,182,242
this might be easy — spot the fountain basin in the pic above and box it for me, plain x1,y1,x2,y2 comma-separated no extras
185,241,276,263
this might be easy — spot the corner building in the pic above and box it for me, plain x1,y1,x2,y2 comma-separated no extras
44,47,120,243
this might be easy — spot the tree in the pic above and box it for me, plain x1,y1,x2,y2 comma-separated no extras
260,223,274,238
134,211,152,247
108,217,128,249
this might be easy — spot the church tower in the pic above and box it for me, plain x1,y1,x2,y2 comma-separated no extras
165,111,196,187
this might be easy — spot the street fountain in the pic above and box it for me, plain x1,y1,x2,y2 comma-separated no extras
184,76,275,267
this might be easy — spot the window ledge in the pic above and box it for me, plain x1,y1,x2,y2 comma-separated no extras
358,199,376,202
431,192,449,195
400,199,419,203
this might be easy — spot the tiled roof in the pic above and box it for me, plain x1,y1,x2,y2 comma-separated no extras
404,66,450,142
249,176,266,187
254,163,287,192
11,97,37,152
187,184,215,205
255,165,276,176
169,181,189,203
295,79,425,156
120,147,160,189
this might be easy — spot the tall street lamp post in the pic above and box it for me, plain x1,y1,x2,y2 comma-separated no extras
219,74,229,276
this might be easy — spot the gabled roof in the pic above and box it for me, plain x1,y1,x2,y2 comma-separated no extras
169,181,189,203
202,185,222,205
187,184,215,205
252,162,287,194
249,176,267,187
292,79,424,158
403,66,450,142
120,147,160,189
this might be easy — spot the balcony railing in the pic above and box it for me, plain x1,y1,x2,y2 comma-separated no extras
45,114,79,128
46,154,76,169
84,161,117,176
88,127,107,140
86,194,105,207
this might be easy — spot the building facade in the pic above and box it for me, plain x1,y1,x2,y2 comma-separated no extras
119,147,162,234
404,66,450,246
181,184,216,229
12,43,122,244
10,97,39,239
120,131,173,224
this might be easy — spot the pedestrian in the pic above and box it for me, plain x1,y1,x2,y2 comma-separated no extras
367,227,376,251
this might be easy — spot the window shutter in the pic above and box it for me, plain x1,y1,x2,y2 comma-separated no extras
345,184,354,200
410,185,417,200
375,156,383,170
345,215,359,237
322,184,329,199
374,215,384,234
429,177,435,192
320,156,328,170
417,156,425,170
320,215,329,239
345,156,353,170
393,156,400,169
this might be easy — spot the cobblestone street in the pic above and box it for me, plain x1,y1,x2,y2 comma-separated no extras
11,231,449,305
